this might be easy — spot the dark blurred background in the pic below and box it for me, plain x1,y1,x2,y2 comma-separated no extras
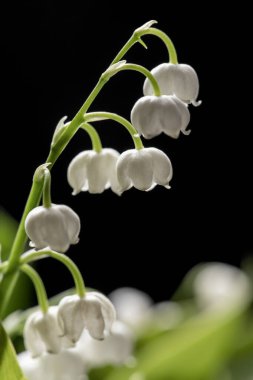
0,1,251,302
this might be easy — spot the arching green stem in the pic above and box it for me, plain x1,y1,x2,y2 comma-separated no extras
79,122,103,153
139,28,178,64
84,112,144,150
43,169,52,208
21,250,86,298
111,26,178,65
21,264,49,313
116,63,161,96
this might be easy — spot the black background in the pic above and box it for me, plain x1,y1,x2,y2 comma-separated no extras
0,2,251,302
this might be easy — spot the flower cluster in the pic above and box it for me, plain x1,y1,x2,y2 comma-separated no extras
0,20,201,380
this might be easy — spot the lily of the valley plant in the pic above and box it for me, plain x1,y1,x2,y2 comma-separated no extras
0,20,200,380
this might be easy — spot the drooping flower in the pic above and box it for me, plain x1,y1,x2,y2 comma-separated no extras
25,204,80,253
67,148,121,195
143,63,201,105
116,147,173,193
131,95,190,139
18,350,88,380
58,292,116,343
24,307,62,357
77,321,134,367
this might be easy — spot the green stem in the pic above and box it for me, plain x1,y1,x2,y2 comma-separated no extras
84,112,144,150
21,250,86,298
7,176,44,273
47,77,108,166
111,35,138,65
21,264,49,313
79,122,103,153
42,169,52,208
111,27,178,65
117,63,161,96
139,28,178,64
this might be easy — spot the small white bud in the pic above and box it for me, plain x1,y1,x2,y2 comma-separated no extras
116,148,173,193
58,292,116,343
143,63,200,105
25,204,80,253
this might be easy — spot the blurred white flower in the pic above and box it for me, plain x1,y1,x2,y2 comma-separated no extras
149,301,184,330
143,63,200,105
24,306,62,357
18,350,87,380
67,148,121,195
131,95,190,139
193,263,251,312
25,204,80,253
116,148,173,193
58,292,116,342
109,287,152,329
77,320,134,367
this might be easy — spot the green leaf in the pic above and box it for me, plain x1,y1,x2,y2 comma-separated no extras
104,309,246,380
0,207,18,260
0,322,27,380
0,207,32,318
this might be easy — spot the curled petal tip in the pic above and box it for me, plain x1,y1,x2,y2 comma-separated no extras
192,99,202,107
182,129,191,136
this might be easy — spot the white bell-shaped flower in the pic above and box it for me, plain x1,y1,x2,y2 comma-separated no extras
58,292,116,343
193,263,251,312
24,307,62,357
18,350,88,380
77,321,134,367
25,204,80,253
116,147,173,193
67,148,121,195
143,63,200,105
131,95,190,139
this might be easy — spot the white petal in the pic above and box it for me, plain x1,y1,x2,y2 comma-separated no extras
18,352,41,380
131,96,162,139
58,295,86,343
24,307,62,357
88,291,116,332
147,148,173,187
76,321,133,367
171,64,199,104
127,150,154,190
57,205,80,245
83,297,105,340
116,150,134,192
143,63,174,96
24,313,45,357
67,151,95,195
19,350,88,380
